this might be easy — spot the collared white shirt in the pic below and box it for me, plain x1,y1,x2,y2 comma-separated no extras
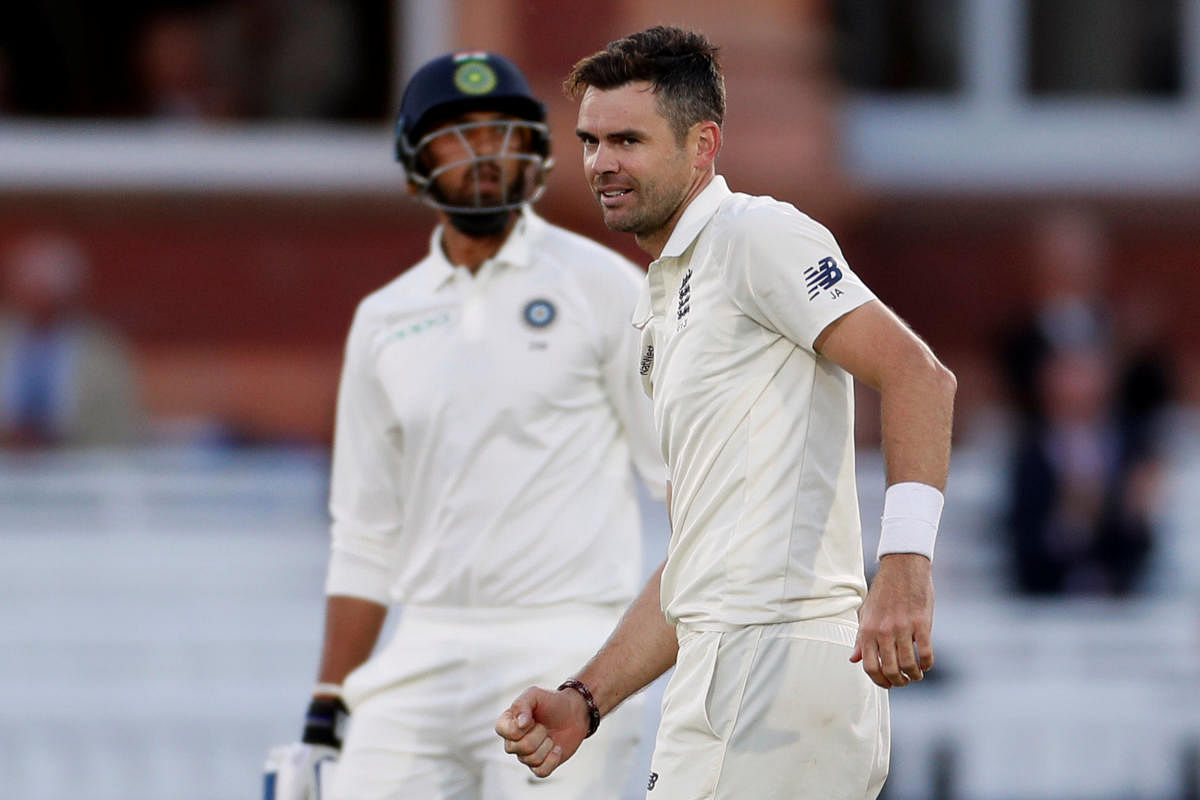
634,176,877,628
326,209,665,609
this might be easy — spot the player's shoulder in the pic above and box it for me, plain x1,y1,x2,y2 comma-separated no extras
537,217,638,270
714,191,836,247
534,216,644,285
349,257,442,330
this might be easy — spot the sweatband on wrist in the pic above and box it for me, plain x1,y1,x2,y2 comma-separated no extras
876,481,944,562
558,679,601,738
302,696,349,750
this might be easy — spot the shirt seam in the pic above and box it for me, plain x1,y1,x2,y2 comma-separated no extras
781,355,819,607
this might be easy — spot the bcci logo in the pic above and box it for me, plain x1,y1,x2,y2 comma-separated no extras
523,298,556,328
453,56,498,95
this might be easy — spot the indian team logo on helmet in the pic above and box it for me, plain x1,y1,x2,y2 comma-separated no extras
523,298,556,328
454,59,498,95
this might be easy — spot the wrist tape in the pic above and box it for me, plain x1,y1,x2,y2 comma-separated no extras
302,696,349,750
877,482,944,562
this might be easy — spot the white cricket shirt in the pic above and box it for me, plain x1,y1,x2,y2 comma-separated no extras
634,176,877,628
326,209,665,609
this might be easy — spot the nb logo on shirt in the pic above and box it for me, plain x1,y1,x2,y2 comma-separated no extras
804,256,843,300
676,269,693,330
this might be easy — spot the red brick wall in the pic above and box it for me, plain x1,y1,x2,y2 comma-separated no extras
2,192,1194,444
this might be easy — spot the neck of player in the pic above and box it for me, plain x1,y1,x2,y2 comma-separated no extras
439,210,520,272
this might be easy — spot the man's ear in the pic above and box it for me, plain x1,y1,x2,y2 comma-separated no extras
692,121,721,170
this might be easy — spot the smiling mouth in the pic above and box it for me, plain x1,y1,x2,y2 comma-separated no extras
598,188,633,209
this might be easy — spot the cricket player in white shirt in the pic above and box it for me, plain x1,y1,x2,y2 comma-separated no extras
496,27,957,800
264,51,666,800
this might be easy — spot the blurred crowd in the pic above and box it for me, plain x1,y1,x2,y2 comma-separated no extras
0,2,1188,606
0,0,390,120
0,200,1183,602
0,233,144,449
997,207,1175,598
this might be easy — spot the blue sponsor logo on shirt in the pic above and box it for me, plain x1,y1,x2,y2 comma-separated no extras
804,256,843,300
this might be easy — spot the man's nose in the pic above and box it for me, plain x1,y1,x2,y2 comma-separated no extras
590,142,618,174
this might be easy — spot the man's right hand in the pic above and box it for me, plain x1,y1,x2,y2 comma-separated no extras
495,686,590,778
263,695,349,799
262,742,338,800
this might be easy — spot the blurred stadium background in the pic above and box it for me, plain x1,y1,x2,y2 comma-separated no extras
1,2,1198,798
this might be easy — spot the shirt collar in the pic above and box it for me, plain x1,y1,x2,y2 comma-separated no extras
658,175,731,259
428,207,546,289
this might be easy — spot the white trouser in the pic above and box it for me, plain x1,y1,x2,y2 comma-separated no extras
331,603,644,800
646,613,889,800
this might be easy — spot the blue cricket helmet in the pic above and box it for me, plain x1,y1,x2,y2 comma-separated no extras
394,51,550,171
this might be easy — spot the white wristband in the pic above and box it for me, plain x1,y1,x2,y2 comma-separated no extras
876,482,944,562
313,682,343,699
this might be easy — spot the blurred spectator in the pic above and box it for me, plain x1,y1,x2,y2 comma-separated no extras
242,0,361,118
1000,207,1112,424
999,207,1172,596
133,8,239,120
1111,285,1175,461
1006,344,1157,595
1,1,388,119
0,233,145,448
131,2,377,122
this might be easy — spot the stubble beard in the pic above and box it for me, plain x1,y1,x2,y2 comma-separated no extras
600,177,685,238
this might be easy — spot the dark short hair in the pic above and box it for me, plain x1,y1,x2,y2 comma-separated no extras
564,26,725,144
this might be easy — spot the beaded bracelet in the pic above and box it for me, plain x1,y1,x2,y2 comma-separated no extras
558,679,601,738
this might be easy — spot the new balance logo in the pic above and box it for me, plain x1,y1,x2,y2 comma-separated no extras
677,269,692,320
804,256,843,300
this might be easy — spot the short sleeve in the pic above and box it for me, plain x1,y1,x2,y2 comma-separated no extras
726,206,876,352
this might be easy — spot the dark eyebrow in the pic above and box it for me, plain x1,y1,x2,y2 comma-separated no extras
574,128,643,141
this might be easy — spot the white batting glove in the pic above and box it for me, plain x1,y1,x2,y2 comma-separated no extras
264,694,348,799
263,742,338,800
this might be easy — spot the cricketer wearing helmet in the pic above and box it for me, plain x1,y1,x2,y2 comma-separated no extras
264,51,666,800
395,51,552,236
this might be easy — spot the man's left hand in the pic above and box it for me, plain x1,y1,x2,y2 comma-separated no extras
851,553,935,688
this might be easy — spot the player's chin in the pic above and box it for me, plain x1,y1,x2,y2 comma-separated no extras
600,209,639,234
